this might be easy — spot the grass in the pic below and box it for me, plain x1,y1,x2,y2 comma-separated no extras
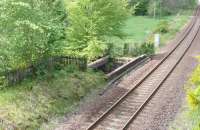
0,67,105,129
122,16,161,43
123,12,192,44
108,11,193,57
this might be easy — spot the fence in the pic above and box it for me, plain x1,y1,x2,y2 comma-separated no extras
4,56,87,85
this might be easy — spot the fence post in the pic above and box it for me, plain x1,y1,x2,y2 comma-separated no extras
124,43,129,55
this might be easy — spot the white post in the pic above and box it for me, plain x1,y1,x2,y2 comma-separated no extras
154,34,160,48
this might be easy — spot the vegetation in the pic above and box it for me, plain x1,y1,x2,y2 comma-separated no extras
169,58,200,130
154,20,169,33
123,16,161,42
108,10,192,57
186,58,200,130
128,0,197,17
0,0,126,129
0,67,105,129
127,42,155,57
158,11,193,46
66,0,128,60
0,0,197,129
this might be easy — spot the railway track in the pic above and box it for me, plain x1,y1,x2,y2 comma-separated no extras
85,7,200,130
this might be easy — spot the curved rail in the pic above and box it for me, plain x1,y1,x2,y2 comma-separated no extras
86,7,200,130
122,10,200,130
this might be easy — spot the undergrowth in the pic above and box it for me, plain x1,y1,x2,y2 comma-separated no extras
169,57,200,130
0,66,105,129
186,57,200,130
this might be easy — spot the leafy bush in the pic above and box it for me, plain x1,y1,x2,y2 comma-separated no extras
82,37,108,61
66,0,128,60
187,88,200,108
154,20,169,33
0,0,67,74
140,42,155,55
186,57,200,130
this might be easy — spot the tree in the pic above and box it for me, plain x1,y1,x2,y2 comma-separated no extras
66,0,128,60
0,0,67,72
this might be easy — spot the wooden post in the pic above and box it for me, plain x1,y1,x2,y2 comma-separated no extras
124,43,129,55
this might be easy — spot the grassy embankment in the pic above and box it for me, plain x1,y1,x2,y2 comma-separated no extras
0,67,105,129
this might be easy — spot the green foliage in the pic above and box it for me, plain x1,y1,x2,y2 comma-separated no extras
66,0,128,60
131,42,155,56
127,0,149,15
154,20,169,33
0,0,67,73
117,42,155,57
190,62,200,86
186,57,200,130
187,88,200,109
83,37,107,60
0,68,105,129
187,59,200,109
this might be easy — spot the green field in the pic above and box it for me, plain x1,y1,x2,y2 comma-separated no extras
123,16,161,43
122,13,190,44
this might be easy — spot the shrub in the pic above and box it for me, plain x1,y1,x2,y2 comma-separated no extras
186,57,200,130
82,37,108,61
154,20,169,33
140,42,155,55
128,42,155,56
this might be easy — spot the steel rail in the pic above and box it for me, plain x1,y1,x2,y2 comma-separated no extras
86,6,200,130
